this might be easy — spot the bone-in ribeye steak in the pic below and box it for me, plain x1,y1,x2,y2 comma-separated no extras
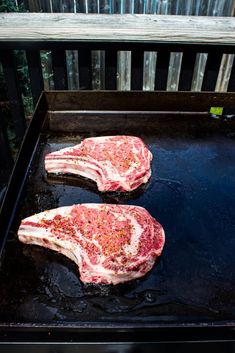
18,204,165,285
45,136,152,192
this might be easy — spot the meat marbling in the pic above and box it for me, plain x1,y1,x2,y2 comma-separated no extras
18,204,165,285
45,136,152,192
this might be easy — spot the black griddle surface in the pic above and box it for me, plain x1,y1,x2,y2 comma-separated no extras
0,130,235,327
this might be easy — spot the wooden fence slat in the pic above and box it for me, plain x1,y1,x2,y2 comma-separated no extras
0,50,26,144
143,51,157,91
78,49,92,89
227,57,235,92
191,52,207,91
66,50,79,90
26,49,44,106
77,0,87,13
131,49,144,90
117,51,131,90
215,54,235,92
0,109,13,169
201,51,224,91
154,50,171,90
91,50,105,90
167,52,183,91
105,49,117,90
178,50,197,91
51,49,68,90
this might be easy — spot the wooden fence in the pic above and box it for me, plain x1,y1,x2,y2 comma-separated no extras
11,0,235,92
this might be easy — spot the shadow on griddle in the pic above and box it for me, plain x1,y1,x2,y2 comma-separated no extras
45,172,150,203
82,276,141,297
21,242,162,298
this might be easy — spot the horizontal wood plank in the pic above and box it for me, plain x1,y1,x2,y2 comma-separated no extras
45,91,235,111
47,111,212,134
0,13,235,45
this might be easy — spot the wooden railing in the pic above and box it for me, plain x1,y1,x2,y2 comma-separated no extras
0,13,235,174
16,0,235,93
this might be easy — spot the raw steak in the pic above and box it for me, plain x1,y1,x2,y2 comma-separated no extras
45,136,152,192
18,204,165,285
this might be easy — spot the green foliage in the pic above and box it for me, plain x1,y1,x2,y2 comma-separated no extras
0,0,26,12
40,51,54,89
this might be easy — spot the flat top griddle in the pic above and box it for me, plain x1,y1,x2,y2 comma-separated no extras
0,92,235,335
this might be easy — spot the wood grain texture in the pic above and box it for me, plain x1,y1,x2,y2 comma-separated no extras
0,13,235,45
44,91,235,111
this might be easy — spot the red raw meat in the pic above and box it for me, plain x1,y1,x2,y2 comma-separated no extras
18,204,165,285
45,136,152,192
